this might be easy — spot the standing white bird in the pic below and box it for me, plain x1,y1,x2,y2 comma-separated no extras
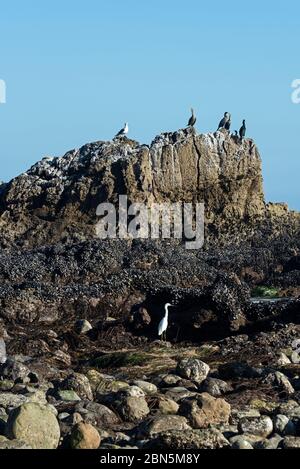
0,338,7,365
158,303,172,342
115,122,129,138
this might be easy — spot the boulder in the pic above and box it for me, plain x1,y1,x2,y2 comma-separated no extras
115,396,150,423
180,393,231,429
70,422,101,450
6,403,60,449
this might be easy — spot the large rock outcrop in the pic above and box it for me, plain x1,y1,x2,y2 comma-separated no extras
0,128,299,353
0,128,283,248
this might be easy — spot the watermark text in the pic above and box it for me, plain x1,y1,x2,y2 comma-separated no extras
96,196,205,250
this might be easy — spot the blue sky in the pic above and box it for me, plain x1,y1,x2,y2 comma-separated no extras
0,1,299,209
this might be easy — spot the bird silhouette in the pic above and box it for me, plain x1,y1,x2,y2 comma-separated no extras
218,112,230,130
188,108,197,127
239,120,246,141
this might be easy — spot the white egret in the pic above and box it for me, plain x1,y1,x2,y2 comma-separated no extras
158,303,172,342
0,338,7,365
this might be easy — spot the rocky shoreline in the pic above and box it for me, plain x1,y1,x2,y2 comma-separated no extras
0,129,300,449
0,335,300,450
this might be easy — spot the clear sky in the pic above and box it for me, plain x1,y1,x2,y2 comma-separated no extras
0,1,299,209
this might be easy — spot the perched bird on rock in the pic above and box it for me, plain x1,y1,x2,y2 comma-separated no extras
239,120,246,141
187,108,197,127
115,123,129,138
0,338,7,365
218,112,231,131
224,114,231,131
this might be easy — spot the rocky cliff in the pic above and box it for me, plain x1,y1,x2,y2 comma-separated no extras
0,127,288,248
0,127,299,342
1,129,300,451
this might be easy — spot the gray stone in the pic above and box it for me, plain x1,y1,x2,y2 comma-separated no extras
75,401,119,428
230,407,261,425
157,374,182,387
1,358,30,383
116,396,150,423
200,378,232,397
133,380,157,395
0,393,27,410
256,434,283,450
164,387,197,403
230,436,254,449
282,437,300,449
151,428,230,450
60,373,93,401
176,358,210,385
264,372,294,395
139,415,191,437
116,385,145,398
56,390,81,402
238,416,273,439
273,414,296,436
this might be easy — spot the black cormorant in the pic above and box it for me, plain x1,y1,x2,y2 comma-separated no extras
225,115,231,131
239,120,246,140
188,108,197,127
218,112,230,130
